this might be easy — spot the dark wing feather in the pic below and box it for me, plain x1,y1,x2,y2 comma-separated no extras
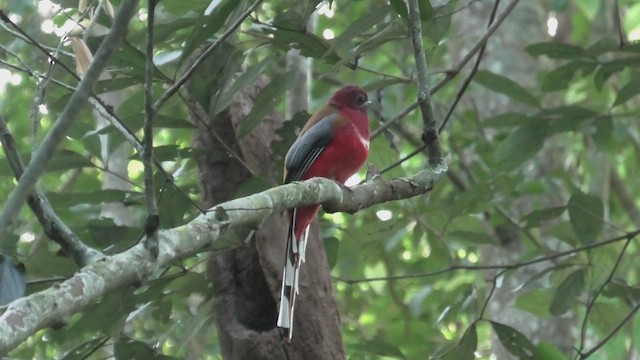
284,113,338,183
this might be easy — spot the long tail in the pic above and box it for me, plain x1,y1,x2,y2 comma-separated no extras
277,209,309,342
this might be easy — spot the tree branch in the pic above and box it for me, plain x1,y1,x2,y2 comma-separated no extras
142,0,159,255
407,0,443,165
0,1,139,246
378,0,522,175
0,118,102,267
0,162,447,353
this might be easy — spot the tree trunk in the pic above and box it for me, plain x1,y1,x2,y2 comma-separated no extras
193,77,345,359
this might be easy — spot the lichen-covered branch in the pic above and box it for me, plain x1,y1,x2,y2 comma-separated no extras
0,160,447,353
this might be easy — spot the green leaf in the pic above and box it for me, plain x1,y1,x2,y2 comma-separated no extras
567,191,603,244
95,77,140,94
521,263,578,290
187,41,242,112
536,341,569,360
46,149,95,172
419,0,434,21
324,236,340,270
155,172,197,228
272,0,321,30
210,56,274,115
46,190,143,208
540,60,596,91
549,268,586,316
526,42,588,59
424,3,453,44
331,19,406,71
590,301,630,336
575,0,600,20
483,112,533,128
237,72,295,139
324,4,390,57
447,230,495,245
269,28,341,63
164,271,209,295
69,287,136,336
521,206,566,228
593,57,640,90
114,336,157,360
516,288,554,318
540,105,598,120
474,70,540,108
586,37,621,57
490,321,539,359
494,120,549,171
388,0,408,20
449,183,495,217
162,0,209,16
87,219,141,251
443,324,477,360
603,282,640,302
349,339,407,359
132,145,195,162
60,337,108,360
591,116,613,150
613,77,640,106
179,0,239,64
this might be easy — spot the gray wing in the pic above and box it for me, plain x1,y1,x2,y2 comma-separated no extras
284,113,338,183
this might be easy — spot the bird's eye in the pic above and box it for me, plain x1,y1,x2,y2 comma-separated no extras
356,94,367,105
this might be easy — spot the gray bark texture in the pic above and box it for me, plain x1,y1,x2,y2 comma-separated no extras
192,77,345,359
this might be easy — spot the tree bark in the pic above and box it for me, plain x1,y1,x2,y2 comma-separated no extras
193,77,345,359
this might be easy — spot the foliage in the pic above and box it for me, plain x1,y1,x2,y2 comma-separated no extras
1,0,640,359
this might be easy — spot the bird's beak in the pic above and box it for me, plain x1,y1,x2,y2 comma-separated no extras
361,100,372,108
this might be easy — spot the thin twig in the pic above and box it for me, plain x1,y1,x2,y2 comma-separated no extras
578,234,633,355
333,229,640,284
431,0,522,94
407,0,443,164
151,0,265,113
142,0,159,256
371,102,419,139
0,1,140,246
439,0,501,132
0,59,77,92
479,269,506,319
378,0,521,174
613,0,626,48
579,300,640,359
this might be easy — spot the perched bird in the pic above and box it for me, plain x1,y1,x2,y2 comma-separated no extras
277,85,371,341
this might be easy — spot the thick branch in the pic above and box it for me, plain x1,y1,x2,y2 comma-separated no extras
0,162,447,353
0,1,139,245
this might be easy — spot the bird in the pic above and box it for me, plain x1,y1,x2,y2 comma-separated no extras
277,85,371,342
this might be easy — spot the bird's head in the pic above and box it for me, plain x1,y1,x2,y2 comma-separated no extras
328,85,371,113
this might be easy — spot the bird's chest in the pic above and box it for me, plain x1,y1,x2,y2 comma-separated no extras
306,123,369,183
